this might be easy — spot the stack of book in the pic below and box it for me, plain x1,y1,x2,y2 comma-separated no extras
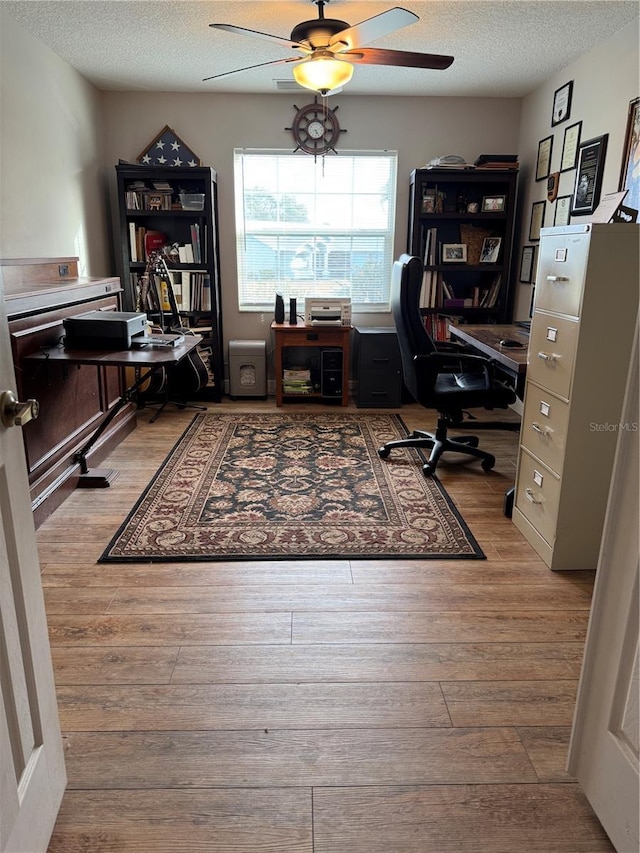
282,368,313,395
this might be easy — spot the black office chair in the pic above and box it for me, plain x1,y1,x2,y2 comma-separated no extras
378,254,517,476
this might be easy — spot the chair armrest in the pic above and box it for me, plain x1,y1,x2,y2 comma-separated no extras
417,351,494,371
433,340,467,353
413,352,492,389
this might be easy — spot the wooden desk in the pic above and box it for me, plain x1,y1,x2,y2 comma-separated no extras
272,321,351,407
6,261,135,523
26,336,201,487
448,323,529,398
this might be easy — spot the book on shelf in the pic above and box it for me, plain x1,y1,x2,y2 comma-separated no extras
422,312,454,342
422,227,438,266
201,275,211,311
144,230,166,259
420,270,431,308
178,244,194,263
485,274,502,308
283,368,311,382
129,222,138,262
190,223,202,264
179,271,191,312
282,380,313,394
172,278,183,310
158,277,172,312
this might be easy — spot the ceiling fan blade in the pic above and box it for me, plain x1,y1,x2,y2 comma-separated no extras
343,47,454,70
329,7,418,51
202,56,300,82
210,23,308,51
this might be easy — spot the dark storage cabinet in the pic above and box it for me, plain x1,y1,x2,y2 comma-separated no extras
354,326,402,408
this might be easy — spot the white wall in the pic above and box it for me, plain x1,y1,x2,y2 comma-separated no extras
0,11,110,275
100,91,520,345
512,22,639,320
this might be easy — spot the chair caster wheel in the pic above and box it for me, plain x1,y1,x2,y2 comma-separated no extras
378,446,391,458
481,456,496,471
422,463,435,477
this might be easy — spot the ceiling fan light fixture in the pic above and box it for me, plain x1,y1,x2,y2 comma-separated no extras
293,53,353,95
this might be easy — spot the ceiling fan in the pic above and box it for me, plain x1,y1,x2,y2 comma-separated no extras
204,0,454,95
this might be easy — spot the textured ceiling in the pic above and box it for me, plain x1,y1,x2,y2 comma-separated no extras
3,1,638,97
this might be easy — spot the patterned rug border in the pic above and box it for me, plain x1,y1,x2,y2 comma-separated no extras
99,412,485,563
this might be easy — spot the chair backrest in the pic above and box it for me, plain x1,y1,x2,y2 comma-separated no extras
390,254,438,401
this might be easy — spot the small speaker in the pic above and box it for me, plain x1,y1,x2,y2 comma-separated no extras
289,298,297,325
274,293,285,324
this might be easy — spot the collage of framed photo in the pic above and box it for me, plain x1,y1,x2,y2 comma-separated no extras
530,80,577,233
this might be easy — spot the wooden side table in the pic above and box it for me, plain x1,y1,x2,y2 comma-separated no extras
272,321,351,406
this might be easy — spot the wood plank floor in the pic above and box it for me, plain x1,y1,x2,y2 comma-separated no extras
39,400,614,852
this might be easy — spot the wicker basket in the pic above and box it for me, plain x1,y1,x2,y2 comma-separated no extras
460,224,493,265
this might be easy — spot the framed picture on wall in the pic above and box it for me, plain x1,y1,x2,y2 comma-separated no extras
519,245,536,283
618,96,640,220
571,134,609,215
560,121,582,172
536,136,553,181
552,81,573,126
529,200,546,241
554,195,572,226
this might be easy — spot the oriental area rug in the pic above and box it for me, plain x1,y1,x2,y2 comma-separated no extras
99,412,484,563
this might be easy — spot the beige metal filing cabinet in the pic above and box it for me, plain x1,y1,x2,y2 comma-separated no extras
513,223,639,570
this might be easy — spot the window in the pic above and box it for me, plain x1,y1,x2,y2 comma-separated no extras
234,149,398,312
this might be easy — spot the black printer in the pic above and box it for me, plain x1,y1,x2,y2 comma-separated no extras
63,311,147,350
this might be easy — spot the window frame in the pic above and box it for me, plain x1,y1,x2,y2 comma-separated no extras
233,148,398,313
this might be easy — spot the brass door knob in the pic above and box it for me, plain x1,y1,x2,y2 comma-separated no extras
0,390,40,428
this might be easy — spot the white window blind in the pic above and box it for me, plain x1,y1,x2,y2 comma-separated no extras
234,149,397,311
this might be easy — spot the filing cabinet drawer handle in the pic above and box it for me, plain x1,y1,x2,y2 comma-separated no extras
531,422,552,435
537,351,558,362
525,488,542,504
546,275,569,282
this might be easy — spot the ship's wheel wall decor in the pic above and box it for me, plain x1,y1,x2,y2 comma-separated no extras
286,97,346,156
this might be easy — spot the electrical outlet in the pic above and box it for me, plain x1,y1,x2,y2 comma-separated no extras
58,264,69,276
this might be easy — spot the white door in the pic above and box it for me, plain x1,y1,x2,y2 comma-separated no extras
568,318,639,853
0,274,66,853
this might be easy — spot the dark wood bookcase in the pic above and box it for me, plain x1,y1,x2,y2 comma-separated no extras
408,168,519,338
115,164,223,401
